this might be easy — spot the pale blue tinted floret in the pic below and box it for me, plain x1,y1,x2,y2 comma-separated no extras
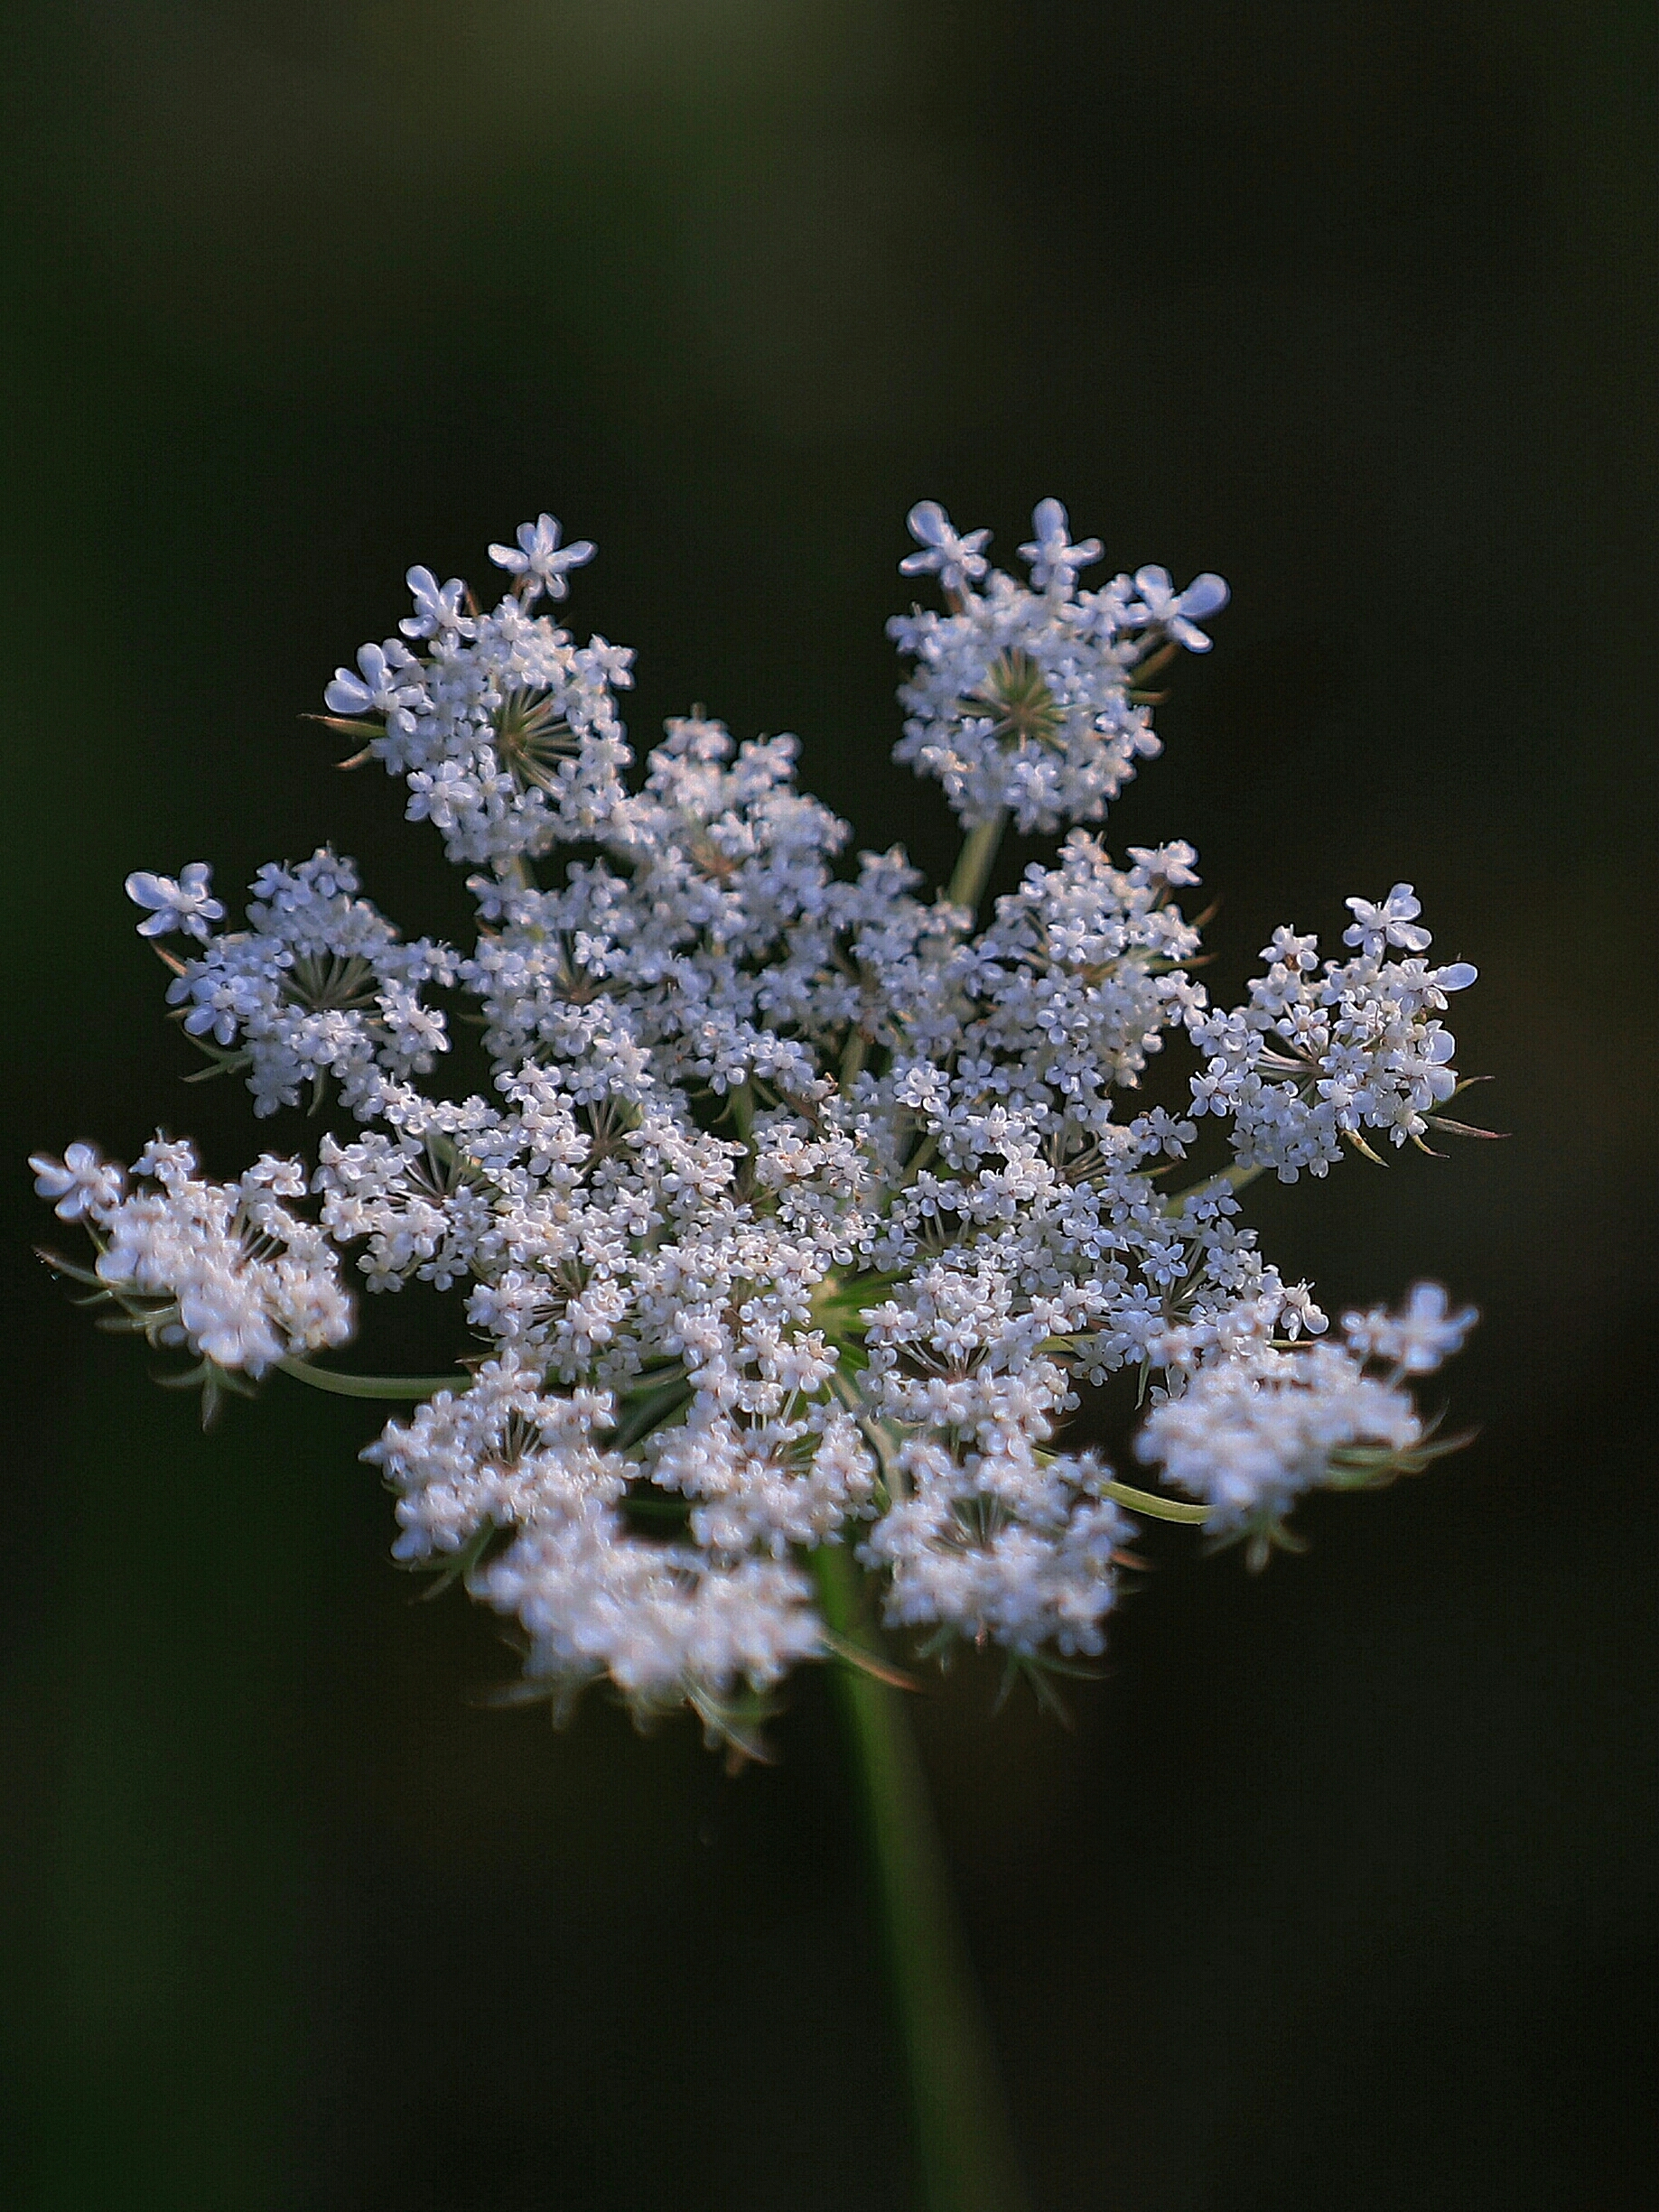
31,1141,125,1221
1019,498,1104,597
125,863,225,941
1123,565,1230,653
323,642,420,721
399,566,472,642
34,504,1483,1748
899,500,992,595
1340,1280,1477,1373
1343,881,1433,958
488,512,595,604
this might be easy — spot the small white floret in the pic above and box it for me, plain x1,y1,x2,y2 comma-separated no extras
30,1142,124,1222
1019,498,1103,597
1343,883,1434,958
125,863,225,942
1124,564,1230,651
1341,1282,1478,1373
899,500,992,595
488,513,595,604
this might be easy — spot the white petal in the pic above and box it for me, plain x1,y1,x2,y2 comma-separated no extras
1177,572,1229,618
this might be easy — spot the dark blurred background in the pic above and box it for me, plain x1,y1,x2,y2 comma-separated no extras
2,5,1654,2207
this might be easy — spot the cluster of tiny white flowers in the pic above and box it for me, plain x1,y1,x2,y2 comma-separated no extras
890,498,1227,832
33,499,1485,1753
321,544,634,868
31,1136,352,1414
1134,1280,1477,1568
1186,908,1479,1178
154,850,457,1118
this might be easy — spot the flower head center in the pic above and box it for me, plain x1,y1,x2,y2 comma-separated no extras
492,686,578,791
965,650,1067,751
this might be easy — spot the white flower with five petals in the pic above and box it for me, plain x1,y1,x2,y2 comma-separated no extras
1343,883,1433,958
125,863,225,942
899,501,992,596
489,513,596,604
1124,564,1231,651
1019,498,1103,597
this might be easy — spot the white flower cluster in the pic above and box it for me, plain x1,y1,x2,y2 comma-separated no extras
1186,904,1479,1178
34,500,1484,1753
155,850,457,1117
890,497,1227,832
1134,1284,1477,1566
322,540,633,868
31,1136,353,1414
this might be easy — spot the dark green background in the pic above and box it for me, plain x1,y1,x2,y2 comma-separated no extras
4,5,1654,2207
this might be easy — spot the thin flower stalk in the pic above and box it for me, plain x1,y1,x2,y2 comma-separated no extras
31,494,1491,2206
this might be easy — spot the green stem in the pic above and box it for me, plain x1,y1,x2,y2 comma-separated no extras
945,812,1010,922
275,1356,470,1401
610,1376,693,1452
494,853,536,896
1099,1480,1212,1524
726,1079,755,1143
814,1547,1030,2212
